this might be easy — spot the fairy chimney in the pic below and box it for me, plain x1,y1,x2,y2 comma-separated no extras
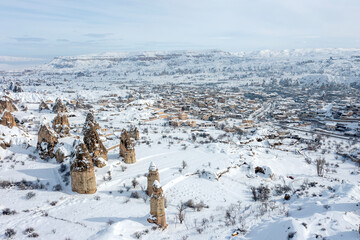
37,123,58,159
52,98,67,113
0,111,17,128
129,126,140,140
147,180,167,229
70,141,97,194
147,162,160,196
83,113,107,168
83,112,100,133
39,101,50,112
120,129,136,164
52,113,70,137
0,99,18,114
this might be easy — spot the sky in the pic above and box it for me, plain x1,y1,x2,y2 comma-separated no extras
0,0,360,61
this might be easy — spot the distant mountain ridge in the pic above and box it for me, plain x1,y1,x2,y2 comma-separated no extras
2,48,360,87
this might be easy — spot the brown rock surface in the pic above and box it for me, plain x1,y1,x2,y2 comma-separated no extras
147,180,167,229
0,111,17,128
83,112,100,134
70,142,97,194
83,113,107,168
55,147,66,163
0,99,18,114
39,101,50,112
147,162,159,196
37,123,58,159
52,113,70,137
129,126,140,140
120,129,136,164
0,140,11,149
52,98,67,113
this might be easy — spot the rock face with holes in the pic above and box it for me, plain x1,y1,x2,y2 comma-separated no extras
70,141,97,194
52,113,70,137
0,99,18,114
128,126,140,140
119,129,136,164
52,98,67,113
83,112,107,168
37,123,59,159
0,111,17,128
39,101,50,112
147,162,160,196
147,180,167,229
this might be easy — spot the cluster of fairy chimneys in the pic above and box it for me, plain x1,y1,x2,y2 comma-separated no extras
37,98,71,161
36,99,141,192
2,96,166,230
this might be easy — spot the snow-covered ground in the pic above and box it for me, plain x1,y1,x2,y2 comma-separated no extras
0,49,360,240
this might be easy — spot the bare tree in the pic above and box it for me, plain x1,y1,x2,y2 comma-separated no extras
177,202,187,224
132,178,139,189
316,158,326,177
182,160,188,169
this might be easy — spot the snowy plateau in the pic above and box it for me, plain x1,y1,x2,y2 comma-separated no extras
0,49,360,240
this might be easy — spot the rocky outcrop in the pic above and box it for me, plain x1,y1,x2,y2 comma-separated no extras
70,141,97,194
0,111,17,128
120,129,136,164
52,113,70,137
0,99,17,114
129,126,140,140
83,112,107,168
147,162,160,196
83,112,100,133
0,140,11,149
55,147,66,163
147,180,167,229
52,98,67,113
75,99,83,109
9,82,23,92
37,123,58,159
39,101,50,112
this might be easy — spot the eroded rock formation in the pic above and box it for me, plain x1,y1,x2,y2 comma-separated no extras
147,180,167,229
52,98,67,113
0,111,17,128
39,101,50,112
52,113,70,137
9,82,23,92
147,162,159,196
37,123,58,159
120,129,136,164
129,126,140,140
83,112,107,168
0,99,18,114
70,141,97,194
55,147,66,163
83,112,100,133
